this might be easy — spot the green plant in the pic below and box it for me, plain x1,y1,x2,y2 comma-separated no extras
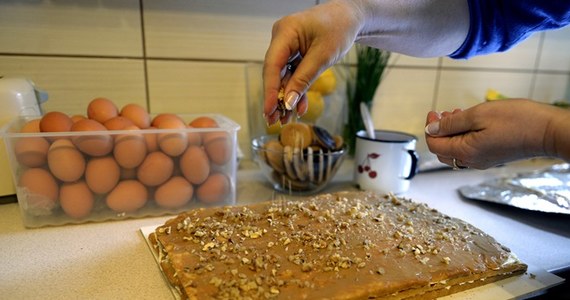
344,45,391,155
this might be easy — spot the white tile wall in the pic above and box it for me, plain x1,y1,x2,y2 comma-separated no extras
0,56,147,115
533,74,570,103
144,0,314,60
0,0,569,159
436,70,534,111
0,0,143,57
538,26,570,71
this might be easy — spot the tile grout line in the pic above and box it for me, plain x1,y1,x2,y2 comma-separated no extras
529,32,545,100
1,52,568,76
139,0,151,112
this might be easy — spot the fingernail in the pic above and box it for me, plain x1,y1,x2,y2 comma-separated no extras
284,91,300,110
425,121,440,135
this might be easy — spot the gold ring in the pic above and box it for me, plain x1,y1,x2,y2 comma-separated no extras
452,158,468,170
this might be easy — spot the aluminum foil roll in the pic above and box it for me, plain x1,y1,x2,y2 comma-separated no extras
459,164,570,214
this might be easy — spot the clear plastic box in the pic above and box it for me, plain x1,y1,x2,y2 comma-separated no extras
2,114,240,228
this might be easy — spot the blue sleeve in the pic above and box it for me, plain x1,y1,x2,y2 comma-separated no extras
449,0,570,59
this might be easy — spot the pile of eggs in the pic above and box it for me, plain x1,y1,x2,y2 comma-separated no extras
11,97,235,220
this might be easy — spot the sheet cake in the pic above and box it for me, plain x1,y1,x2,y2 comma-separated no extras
148,191,527,299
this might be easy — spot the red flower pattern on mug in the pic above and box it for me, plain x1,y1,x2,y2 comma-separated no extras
358,152,381,178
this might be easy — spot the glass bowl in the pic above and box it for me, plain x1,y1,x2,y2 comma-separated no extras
251,135,348,194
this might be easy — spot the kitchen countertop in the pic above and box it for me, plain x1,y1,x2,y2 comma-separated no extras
0,158,568,299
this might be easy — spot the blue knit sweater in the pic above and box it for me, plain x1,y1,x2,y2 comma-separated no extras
450,0,570,59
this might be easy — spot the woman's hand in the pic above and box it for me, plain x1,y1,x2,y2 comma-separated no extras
425,99,570,169
263,0,363,125
262,0,470,125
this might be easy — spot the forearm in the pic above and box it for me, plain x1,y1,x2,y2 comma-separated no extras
348,0,470,57
546,107,570,162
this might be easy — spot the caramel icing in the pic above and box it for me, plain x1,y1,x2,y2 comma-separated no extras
149,191,527,299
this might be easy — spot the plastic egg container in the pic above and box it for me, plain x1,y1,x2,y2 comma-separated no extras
2,113,240,227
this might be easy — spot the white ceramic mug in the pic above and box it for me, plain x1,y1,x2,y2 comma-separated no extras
354,130,419,194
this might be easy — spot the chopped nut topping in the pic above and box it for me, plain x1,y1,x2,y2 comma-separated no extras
151,191,524,299
202,242,216,251
393,231,403,239
270,286,280,294
209,277,223,287
301,262,313,272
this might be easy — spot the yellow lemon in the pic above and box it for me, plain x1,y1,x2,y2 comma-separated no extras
485,88,508,101
300,91,325,123
266,121,283,135
309,68,337,95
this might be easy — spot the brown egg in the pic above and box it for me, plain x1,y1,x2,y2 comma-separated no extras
105,180,148,213
151,113,183,127
20,119,41,133
137,151,174,187
113,125,147,169
14,137,49,167
196,173,230,204
179,145,210,185
47,139,86,182
186,126,202,146
120,103,150,129
59,181,94,219
157,118,188,157
71,119,113,156
39,111,73,137
155,176,193,209
143,127,159,152
87,97,118,123
85,156,120,194
71,115,87,123
203,131,232,165
189,116,219,128
103,116,134,130
18,168,59,216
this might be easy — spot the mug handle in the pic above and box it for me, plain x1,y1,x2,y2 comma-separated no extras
404,150,419,180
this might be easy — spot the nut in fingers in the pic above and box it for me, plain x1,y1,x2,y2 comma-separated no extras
277,87,288,117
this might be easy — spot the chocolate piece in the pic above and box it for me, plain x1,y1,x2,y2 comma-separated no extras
312,125,336,150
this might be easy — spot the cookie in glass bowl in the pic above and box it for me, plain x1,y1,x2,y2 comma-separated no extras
252,123,347,194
